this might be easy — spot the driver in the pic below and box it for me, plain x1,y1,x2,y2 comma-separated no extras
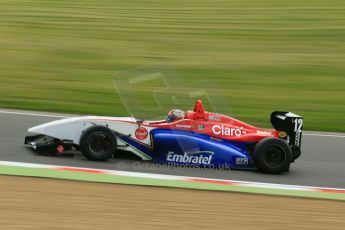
166,109,186,122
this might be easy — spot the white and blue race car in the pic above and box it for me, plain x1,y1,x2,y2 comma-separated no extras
25,100,303,174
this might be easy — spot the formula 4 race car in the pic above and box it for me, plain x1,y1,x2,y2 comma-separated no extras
25,100,303,174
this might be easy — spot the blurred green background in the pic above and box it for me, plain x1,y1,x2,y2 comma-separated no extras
0,0,344,131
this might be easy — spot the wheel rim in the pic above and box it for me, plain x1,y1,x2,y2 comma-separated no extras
88,132,111,155
263,145,286,168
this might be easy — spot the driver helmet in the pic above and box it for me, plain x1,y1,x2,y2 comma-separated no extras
166,109,185,122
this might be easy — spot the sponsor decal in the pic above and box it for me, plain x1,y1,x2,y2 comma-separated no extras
176,124,192,129
167,151,213,165
256,130,271,135
236,157,248,165
208,114,221,121
295,131,301,147
278,131,287,138
212,125,245,137
197,124,205,130
135,127,148,140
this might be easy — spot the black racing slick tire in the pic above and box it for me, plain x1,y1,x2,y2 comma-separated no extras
253,137,292,174
80,126,117,161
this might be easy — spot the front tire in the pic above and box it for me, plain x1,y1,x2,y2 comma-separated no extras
80,126,117,161
253,137,292,174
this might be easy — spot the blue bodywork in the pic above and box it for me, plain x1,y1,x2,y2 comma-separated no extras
117,129,255,169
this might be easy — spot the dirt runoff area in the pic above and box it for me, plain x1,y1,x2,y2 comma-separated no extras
0,175,344,230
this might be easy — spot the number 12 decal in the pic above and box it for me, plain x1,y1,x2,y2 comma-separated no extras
293,118,303,147
293,118,303,132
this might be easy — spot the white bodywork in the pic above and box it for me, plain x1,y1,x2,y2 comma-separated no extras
28,116,156,160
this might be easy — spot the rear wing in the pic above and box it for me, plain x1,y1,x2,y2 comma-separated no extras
271,111,303,159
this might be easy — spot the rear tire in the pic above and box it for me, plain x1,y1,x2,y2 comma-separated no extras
253,137,292,174
80,126,117,161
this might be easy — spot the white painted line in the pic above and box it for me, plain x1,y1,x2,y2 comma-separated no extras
0,110,67,118
304,133,345,138
237,181,315,191
0,161,50,168
110,170,182,180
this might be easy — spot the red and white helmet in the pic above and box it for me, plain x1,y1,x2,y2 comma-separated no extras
166,109,185,122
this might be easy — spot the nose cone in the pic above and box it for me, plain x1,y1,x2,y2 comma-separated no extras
26,116,89,144
28,124,46,134
27,117,80,134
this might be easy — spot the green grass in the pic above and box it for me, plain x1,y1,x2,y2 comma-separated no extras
0,0,344,131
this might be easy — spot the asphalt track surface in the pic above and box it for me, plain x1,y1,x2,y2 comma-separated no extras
0,110,344,188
